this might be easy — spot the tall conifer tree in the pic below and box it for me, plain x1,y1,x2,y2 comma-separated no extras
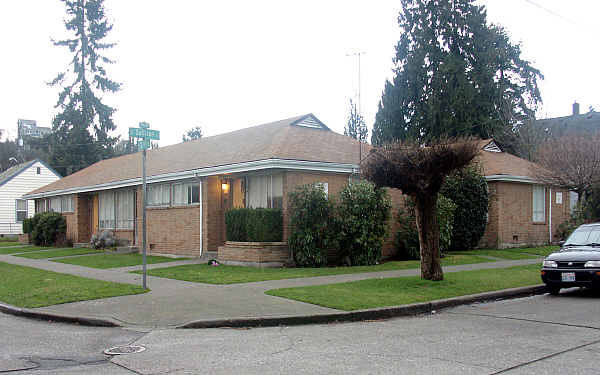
49,0,121,175
372,0,543,146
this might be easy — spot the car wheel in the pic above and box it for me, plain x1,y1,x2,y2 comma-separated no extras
547,286,561,295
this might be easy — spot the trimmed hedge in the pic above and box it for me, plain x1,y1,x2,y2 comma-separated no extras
288,184,337,267
440,166,488,251
225,208,283,242
336,181,391,266
30,212,66,246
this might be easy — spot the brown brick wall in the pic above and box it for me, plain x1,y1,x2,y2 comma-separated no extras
203,176,224,252
480,181,571,249
218,242,290,263
145,205,201,256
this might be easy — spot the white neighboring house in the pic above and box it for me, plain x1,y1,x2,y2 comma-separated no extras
0,159,61,235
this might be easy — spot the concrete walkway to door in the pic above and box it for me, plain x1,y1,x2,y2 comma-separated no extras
0,253,543,330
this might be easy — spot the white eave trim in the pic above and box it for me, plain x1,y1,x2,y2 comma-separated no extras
23,158,358,199
485,174,539,184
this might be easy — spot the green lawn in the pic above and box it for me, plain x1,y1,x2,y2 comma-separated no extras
0,241,21,247
503,246,559,257
53,253,184,269
0,246,56,255
16,248,102,259
266,264,542,311
138,254,492,284
0,261,147,308
449,249,540,260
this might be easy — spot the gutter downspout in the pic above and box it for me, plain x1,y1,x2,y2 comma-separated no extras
194,173,203,258
549,187,552,244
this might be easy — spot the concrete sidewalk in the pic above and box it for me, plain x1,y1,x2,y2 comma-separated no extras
0,253,543,329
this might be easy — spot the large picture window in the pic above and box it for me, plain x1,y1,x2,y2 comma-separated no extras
532,185,546,223
99,189,135,230
16,199,27,222
99,191,115,229
148,183,170,206
172,182,200,206
246,174,283,209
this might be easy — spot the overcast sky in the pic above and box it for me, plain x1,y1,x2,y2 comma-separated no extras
1,0,598,146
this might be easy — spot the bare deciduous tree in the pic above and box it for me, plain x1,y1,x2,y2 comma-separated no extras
534,133,600,210
361,138,480,280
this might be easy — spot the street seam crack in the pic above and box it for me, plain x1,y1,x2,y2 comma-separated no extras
488,338,600,374
447,311,600,331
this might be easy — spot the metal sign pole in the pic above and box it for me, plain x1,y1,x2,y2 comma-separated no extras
142,148,147,289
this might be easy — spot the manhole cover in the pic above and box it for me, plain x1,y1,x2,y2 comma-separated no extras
104,345,146,355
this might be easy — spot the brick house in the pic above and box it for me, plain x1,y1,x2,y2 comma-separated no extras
477,139,571,249
23,115,568,257
23,114,375,257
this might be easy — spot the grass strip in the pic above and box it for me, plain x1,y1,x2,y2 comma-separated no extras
503,246,559,257
0,242,21,247
0,246,55,255
16,248,102,259
449,249,539,260
53,253,184,269
266,264,542,311
137,254,492,284
0,261,147,308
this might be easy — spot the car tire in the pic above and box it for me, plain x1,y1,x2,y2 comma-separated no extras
547,286,561,296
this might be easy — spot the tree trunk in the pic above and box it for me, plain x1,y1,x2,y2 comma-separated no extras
414,194,443,281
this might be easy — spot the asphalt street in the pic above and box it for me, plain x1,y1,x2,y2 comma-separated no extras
1,288,599,374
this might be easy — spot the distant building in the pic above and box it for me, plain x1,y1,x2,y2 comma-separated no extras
536,101,600,136
17,119,51,139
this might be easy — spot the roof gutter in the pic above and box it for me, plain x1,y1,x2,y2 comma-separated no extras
23,158,358,199
485,175,538,184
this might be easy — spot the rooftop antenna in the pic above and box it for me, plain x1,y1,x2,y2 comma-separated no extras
346,51,366,169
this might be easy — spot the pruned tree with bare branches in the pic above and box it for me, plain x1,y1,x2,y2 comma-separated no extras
534,133,600,211
361,138,480,280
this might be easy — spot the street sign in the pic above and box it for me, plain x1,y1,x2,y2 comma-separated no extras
129,122,160,151
128,122,160,290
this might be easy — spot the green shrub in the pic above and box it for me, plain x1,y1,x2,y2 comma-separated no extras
395,195,457,260
336,181,391,265
288,184,337,267
225,208,283,242
22,218,33,234
30,212,66,246
440,165,488,251
555,209,586,242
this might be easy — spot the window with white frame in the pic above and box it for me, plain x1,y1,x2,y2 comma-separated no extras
16,199,27,222
115,190,135,229
61,195,74,212
99,189,135,230
532,185,546,223
246,174,283,209
99,191,115,229
50,197,61,212
35,199,46,214
314,182,329,197
172,182,200,206
148,183,170,206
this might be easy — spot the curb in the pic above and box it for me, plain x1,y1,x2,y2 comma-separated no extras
0,302,120,327
178,284,548,329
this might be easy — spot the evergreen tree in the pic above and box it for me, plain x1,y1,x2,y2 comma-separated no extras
48,0,121,175
372,0,543,146
182,126,203,142
344,99,368,143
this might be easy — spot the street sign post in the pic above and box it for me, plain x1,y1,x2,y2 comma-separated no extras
128,122,160,289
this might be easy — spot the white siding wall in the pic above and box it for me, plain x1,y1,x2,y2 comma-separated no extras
0,162,60,235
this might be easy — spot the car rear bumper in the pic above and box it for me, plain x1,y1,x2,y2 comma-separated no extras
541,268,600,289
